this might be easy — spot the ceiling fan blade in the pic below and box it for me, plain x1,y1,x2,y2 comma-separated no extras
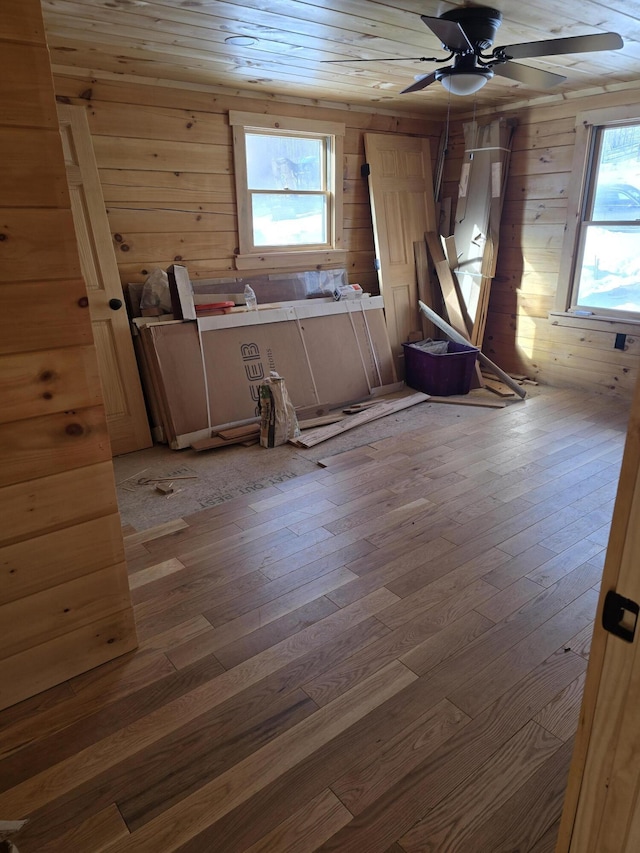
400,71,439,94
493,62,566,88
501,32,623,60
420,15,473,52
321,56,438,63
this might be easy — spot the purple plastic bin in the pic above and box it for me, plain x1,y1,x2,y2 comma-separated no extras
402,340,479,396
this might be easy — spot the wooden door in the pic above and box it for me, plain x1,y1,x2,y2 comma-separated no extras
57,104,151,456
364,134,436,376
558,374,640,851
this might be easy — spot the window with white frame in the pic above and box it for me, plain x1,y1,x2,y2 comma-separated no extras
568,119,640,318
229,111,345,269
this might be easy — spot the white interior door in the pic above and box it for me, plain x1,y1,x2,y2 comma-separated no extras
364,134,436,376
58,104,151,456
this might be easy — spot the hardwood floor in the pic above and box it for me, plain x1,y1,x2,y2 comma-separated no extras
0,386,630,852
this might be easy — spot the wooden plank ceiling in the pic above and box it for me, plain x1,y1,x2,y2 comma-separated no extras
42,0,640,115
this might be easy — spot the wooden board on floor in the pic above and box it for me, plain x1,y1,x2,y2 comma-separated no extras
291,392,429,448
428,395,506,409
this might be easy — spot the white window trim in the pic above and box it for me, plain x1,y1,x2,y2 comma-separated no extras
556,104,640,320
229,111,346,270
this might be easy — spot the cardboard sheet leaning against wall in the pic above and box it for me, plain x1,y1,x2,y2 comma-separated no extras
198,298,395,435
136,297,396,448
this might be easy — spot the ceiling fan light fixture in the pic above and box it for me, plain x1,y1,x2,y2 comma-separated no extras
225,35,257,46
437,68,493,95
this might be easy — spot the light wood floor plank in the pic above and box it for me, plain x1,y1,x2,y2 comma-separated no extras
526,540,606,587
400,610,495,676
123,518,188,548
1,385,629,853
398,721,562,852
449,594,596,718
461,738,574,853
304,579,495,707
535,671,588,742
325,538,456,609
243,789,352,853
167,568,360,669
214,596,340,669
565,622,594,660
104,661,417,852
528,819,562,853
0,589,399,816
128,557,185,590
331,698,470,814
475,576,546,622
36,803,129,853
482,543,557,589
314,648,586,852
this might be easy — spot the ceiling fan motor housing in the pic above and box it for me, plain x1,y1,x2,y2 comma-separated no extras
440,6,502,51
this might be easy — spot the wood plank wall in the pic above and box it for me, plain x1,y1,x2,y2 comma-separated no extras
51,74,442,295
0,0,137,711
442,89,640,400
50,67,640,399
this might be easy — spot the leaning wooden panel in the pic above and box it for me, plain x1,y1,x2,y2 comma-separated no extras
0,514,124,606
0,462,119,549
0,608,137,712
0,406,111,488
364,133,435,376
0,345,103,426
0,280,93,356
58,104,152,455
0,563,131,660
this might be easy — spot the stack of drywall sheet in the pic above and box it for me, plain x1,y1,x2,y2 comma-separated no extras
134,320,208,446
134,297,396,449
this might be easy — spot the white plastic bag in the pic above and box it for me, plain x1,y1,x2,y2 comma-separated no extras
259,372,300,447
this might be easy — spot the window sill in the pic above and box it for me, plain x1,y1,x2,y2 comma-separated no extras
549,311,640,329
235,250,347,271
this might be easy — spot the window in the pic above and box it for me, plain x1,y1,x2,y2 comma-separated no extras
229,111,345,270
558,109,640,320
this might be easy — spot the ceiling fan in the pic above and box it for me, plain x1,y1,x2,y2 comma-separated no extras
325,6,623,96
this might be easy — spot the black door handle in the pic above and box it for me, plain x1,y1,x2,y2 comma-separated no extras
602,590,639,642
109,298,123,311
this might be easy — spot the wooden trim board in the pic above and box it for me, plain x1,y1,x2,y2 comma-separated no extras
291,392,429,448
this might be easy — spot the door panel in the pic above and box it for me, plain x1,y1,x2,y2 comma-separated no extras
558,374,640,852
58,105,151,455
364,134,436,377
